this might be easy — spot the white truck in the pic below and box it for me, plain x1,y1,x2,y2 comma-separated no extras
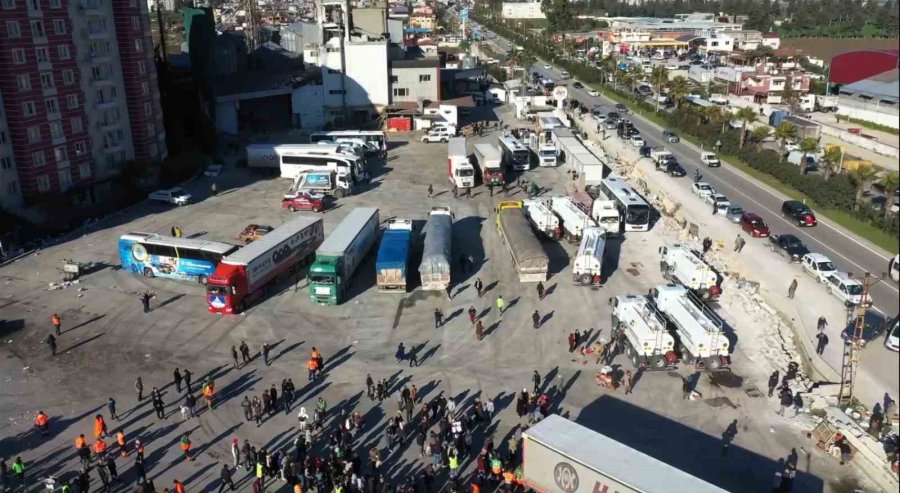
650,149,673,167
534,116,563,166
522,415,729,493
611,294,676,369
700,151,720,167
523,199,561,239
286,170,352,198
651,283,730,370
572,227,605,286
571,191,621,236
447,137,475,188
472,143,504,187
148,187,192,206
550,196,596,243
659,243,722,300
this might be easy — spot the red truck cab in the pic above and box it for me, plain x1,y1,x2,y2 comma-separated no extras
207,264,246,313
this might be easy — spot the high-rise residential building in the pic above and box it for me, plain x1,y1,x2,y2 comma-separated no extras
0,0,165,207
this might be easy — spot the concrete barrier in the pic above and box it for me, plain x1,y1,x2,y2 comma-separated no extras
818,120,900,159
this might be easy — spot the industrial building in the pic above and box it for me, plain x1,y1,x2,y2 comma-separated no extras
829,50,899,130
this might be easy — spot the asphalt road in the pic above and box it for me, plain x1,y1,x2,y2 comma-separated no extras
530,64,900,321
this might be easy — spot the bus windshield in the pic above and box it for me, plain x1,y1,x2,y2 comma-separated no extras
625,205,651,225
309,273,335,285
514,151,529,163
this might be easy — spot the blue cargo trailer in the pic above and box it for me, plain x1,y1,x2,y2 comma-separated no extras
376,219,413,292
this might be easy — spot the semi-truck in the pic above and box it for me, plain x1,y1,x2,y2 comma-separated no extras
550,196,596,243
522,414,728,493
472,143,504,187
375,219,413,293
419,207,453,291
447,137,475,189
572,226,605,286
308,207,380,305
523,199,561,239
285,171,352,199
496,200,549,282
651,283,730,370
570,191,621,236
611,294,676,369
207,215,325,314
659,243,722,300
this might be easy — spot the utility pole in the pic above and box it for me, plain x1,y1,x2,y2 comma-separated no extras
838,272,871,406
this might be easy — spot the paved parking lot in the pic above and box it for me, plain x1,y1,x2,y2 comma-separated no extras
0,119,872,491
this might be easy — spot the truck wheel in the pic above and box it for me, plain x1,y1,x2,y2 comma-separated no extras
681,350,694,365
624,341,634,359
704,356,723,370
579,273,593,285
630,352,639,368
650,354,668,369
333,189,345,199
289,206,297,212
198,275,208,285
143,267,155,278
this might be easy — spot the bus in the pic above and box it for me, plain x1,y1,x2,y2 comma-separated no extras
246,144,363,181
118,233,239,284
309,130,387,154
498,135,530,171
599,176,652,233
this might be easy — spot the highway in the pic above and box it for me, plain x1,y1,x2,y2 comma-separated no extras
529,64,900,320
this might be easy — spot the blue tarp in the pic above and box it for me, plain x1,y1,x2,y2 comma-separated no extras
376,229,410,273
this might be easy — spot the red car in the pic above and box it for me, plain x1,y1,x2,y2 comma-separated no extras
740,212,770,238
281,192,324,212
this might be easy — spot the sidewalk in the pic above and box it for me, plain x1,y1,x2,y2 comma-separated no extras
572,113,896,408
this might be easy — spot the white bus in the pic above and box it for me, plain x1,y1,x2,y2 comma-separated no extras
498,135,530,171
309,130,387,154
118,233,238,284
599,176,652,233
246,144,363,181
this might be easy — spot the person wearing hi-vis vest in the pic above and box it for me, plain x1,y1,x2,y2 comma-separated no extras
180,433,193,461
448,449,460,479
33,411,49,436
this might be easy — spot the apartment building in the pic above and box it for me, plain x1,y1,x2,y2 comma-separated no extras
0,0,165,206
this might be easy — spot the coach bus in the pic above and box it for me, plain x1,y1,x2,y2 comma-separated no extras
499,135,531,171
309,130,387,154
118,233,239,284
599,176,652,233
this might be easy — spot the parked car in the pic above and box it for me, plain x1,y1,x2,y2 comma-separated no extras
705,193,728,206
238,224,273,243
825,272,872,307
725,204,744,223
662,161,686,177
691,181,715,199
769,233,810,262
663,129,680,143
615,103,629,114
740,212,770,237
781,200,817,227
801,253,837,283
148,187,191,206
886,320,899,352
639,145,653,158
281,192,325,212
629,135,645,147
421,129,453,143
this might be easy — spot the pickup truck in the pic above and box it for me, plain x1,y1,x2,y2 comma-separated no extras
148,187,192,206
769,233,810,262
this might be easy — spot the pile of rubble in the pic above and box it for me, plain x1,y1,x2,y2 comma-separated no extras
46,280,82,291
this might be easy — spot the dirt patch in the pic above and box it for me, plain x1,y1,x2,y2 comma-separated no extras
780,38,900,61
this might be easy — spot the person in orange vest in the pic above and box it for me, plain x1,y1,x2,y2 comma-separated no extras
470,483,481,493
74,434,90,469
116,430,128,456
173,479,186,493
51,314,61,336
33,411,50,436
306,358,318,382
94,415,107,439
203,384,214,411
93,438,107,457
180,433,193,461
502,470,515,490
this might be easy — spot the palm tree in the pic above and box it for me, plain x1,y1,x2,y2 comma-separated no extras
774,122,798,155
735,107,757,149
598,55,617,86
879,171,899,223
848,164,879,212
820,145,843,180
750,126,772,151
626,63,644,93
798,138,819,166
666,76,690,108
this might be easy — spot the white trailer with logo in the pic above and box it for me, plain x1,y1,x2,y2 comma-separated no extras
611,294,676,369
651,283,730,370
523,414,729,493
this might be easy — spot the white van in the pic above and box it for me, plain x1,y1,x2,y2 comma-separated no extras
824,272,872,307
560,71,570,79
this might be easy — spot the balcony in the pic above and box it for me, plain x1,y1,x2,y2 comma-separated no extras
79,0,104,16
96,120,120,132
91,76,113,88
83,28,109,40
86,53,112,64
94,99,117,110
103,143,125,153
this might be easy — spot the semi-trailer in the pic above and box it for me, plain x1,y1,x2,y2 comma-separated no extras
308,207,380,305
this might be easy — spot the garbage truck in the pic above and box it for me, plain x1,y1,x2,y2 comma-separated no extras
285,170,352,199
523,199,561,239
496,200,549,282
522,414,729,493
551,196,596,243
308,207,380,305
610,294,676,369
375,219,413,293
572,226,605,286
659,243,721,300
419,206,453,291
207,215,325,314
650,283,730,370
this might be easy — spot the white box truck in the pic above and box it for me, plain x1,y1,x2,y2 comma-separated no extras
523,414,729,493
572,226,605,286
611,294,676,369
447,137,475,188
651,283,730,370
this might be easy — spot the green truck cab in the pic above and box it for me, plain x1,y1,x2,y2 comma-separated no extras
308,207,380,305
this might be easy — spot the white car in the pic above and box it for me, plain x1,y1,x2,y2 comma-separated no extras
691,182,715,199
543,64,551,70
629,135,645,147
149,187,191,206
801,253,836,283
421,129,453,143
705,193,728,205
824,272,872,307
886,320,899,352
587,89,599,97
